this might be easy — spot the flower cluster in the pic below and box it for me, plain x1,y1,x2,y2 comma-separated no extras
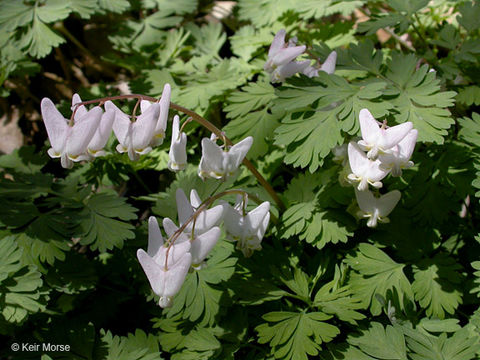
137,189,270,307
264,29,337,83
40,84,171,168
344,109,418,227
40,83,270,309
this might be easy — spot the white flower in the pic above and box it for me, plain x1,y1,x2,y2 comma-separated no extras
72,94,114,158
347,142,389,191
137,216,192,308
198,136,253,180
358,109,413,160
41,97,102,169
303,51,337,77
271,60,310,83
168,115,187,171
141,83,171,147
379,129,418,177
176,188,225,235
355,189,401,227
163,217,220,268
109,100,160,161
332,143,348,165
264,29,307,82
264,29,306,73
224,199,270,257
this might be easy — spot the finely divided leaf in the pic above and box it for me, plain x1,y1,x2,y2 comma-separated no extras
79,193,137,252
348,322,407,360
345,243,413,315
412,254,463,319
386,53,456,144
256,311,340,360
224,80,280,156
102,329,162,360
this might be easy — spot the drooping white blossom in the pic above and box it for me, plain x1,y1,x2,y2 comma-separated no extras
224,198,270,257
355,189,401,227
358,108,413,160
264,29,307,83
41,97,102,169
198,136,253,180
109,100,160,161
379,129,418,177
303,51,337,77
72,94,114,158
176,189,225,235
347,141,389,191
137,216,192,308
163,217,220,268
168,115,187,171
271,60,310,83
141,83,171,147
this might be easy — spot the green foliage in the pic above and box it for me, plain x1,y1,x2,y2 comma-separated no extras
348,322,407,360
2,0,480,358
274,73,391,171
224,79,281,156
357,0,429,35
164,241,237,326
256,311,340,360
0,236,48,324
313,275,365,325
385,53,456,143
403,326,480,360
102,329,162,360
456,86,480,106
345,243,414,315
457,1,480,33
412,254,463,319
78,192,137,252
176,59,251,112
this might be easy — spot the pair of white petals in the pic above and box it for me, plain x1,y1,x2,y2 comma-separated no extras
111,84,171,161
348,109,417,191
198,136,253,180
224,198,270,257
137,198,222,308
137,216,192,308
168,115,187,171
264,29,337,82
176,188,224,235
42,84,171,167
355,189,401,228
41,96,111,169
358,108,416,162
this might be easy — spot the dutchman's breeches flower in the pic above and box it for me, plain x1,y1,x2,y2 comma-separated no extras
176,189,225,234
163,217,221,268
358,108,413,160
137,216,192,308
198,136,253,180
141,83,171,147
41,97,102,169
303,51,337,77
72,94,114,158
379,129,418,177
168,115,188,171
355,189,401,228
224,198,270,257
264,29,307,83
347,142,389,191
109,100,160,161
